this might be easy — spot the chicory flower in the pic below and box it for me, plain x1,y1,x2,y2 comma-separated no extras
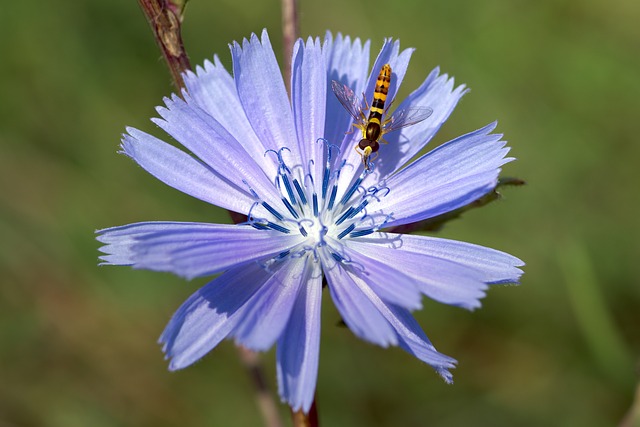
97,30,523,413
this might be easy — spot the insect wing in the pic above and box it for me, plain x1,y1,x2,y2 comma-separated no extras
330,80,365,123
383,107,433,133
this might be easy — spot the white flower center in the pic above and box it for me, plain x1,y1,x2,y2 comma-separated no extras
247,142,393,266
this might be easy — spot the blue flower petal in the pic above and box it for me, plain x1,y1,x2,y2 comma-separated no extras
232,256,309,351
231,30,301,167
96,222,304,280
160,262,277,370
327,258,457,382
152,94,282,204
375,122,514,228
336,245,423,310
183,56,279,180
323,32,370,148
380,233,525,285
323,255,398,347
291,37,327,187
346,236,492,310
276,260,323,413
120,128,254,214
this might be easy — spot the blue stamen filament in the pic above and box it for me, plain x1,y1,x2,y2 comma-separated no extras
348,199,369,219
282,197,299,219
322,166,330,199
312,194,318,217
261,201,284,221
349,228,374,238
251,222,269,231
339,173,365,206
293,179,307,205
337,223,356,240
280,173,297,206
335,207,355,226
327,185,337,211
331,252,345,263
265,221,291,234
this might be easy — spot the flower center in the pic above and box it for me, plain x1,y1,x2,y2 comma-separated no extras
247,140,393,265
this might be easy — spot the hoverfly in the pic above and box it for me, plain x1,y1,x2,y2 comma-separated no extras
331,63,433,170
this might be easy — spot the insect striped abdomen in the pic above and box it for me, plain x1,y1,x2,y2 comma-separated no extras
364,64,391,142
369,64,391,122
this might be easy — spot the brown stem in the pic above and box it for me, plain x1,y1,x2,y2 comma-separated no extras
137,0,192,90
281,0,299,95
291,398,319,427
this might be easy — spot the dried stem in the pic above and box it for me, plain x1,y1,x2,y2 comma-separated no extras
291,399,319,427
136,3,282,426
137,0,192,90
281,0,299,95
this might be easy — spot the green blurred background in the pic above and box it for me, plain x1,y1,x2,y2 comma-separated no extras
1,0,639,425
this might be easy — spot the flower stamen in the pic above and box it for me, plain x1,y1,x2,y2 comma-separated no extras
293,178,307,205
261,201,285,221
339,169,368,206
337,223,356,239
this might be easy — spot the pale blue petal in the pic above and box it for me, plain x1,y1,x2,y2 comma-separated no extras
322,254,398,347
345,237,490,310
152,93,282,204
323,32,370,148
291,37,327,187
160,262,277,370
337,245,423,310
375,123,514,228
232,256,309,351
182,56,279,179
276,260,322,413
374,233,525,285
323,32,370,94
120,129,254,214
231,30,301,168
371,69,469,181
96,222,304,280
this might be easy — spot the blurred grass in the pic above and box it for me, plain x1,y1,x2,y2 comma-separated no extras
559,241,633,387
1,0,639,426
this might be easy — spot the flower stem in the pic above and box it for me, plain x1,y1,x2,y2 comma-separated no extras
281,0,299,95
290,399,319,427
137,0,192,90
